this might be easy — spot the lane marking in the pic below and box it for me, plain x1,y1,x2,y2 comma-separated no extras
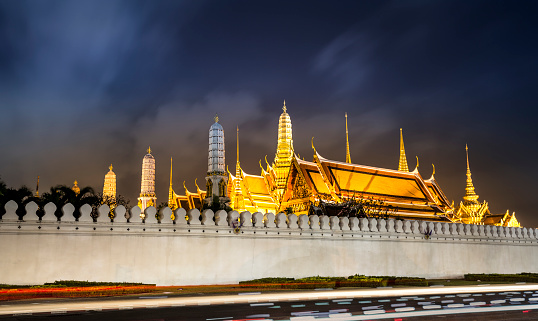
391,303,406,307
470,302,486,306
511,298,525,302
315,302,330,306
250,303,274,307
441,300,454,303
291,304,306,308
491,300,506,304
423,305,442,309
333,299,353,302
417,302,432,305
362,305,382,310
395,307,415,312
363,309,385,315
462,298,474,302
446,303,465,308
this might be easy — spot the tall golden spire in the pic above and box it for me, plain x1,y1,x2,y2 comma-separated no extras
168,157,177,210
233,126,245,211
345,113,351,163
35,176,39,197
398,128,409,172
147,146,151,154
273,100,294,199
236,126,240,174
463,144,479,204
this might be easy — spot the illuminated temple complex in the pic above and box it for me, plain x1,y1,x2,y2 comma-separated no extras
164,102,519,227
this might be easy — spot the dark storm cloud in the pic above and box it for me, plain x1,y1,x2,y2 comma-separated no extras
1,1,537,226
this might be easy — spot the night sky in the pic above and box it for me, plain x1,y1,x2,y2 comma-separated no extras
1,1,537,226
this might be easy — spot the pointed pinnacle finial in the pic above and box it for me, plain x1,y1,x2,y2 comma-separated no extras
398,128,409,172
463,144,479,204
465,144,471,172
109,164,113,171
74,180,78,185
170,157,173,186
283,100,287,112
147,146,151,154
214,114,219,123
345,112,351,163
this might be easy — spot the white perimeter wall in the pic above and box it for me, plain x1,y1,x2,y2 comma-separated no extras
1,211,538,285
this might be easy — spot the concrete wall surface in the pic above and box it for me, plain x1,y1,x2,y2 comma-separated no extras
1,201,537,285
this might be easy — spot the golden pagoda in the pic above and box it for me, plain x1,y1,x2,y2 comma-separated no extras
138,147,157,211
452,145,520,227
103,164,116,198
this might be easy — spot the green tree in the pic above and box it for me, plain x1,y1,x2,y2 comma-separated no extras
41,185,99,220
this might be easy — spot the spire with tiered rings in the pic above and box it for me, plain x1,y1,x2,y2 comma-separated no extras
168,158,178,210
273,100,294,197
463,144,479,204
345,113,351,163
233,126,245,211
398,128,409,172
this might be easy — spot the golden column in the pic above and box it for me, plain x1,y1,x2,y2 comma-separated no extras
398,128,409,172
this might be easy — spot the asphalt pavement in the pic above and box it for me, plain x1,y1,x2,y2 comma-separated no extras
1,284,538,320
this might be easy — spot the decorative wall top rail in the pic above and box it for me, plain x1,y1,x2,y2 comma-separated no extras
0,200,536,242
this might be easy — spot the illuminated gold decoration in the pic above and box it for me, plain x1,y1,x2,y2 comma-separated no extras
463,145,479,206
270,100,294,207
138,148,157,212
72,180,80,195
345,113,351,164
35,176,39,197
453,145,520,227
168,109,517,227
231,126,245,211
168,158,178,211
103,164,116,199
398,128,409,172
